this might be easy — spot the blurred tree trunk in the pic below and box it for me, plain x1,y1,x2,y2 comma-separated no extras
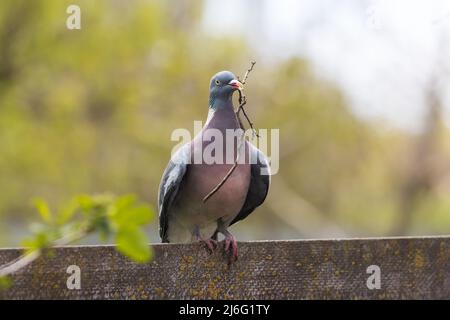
0,1,32,83
393,78,442,235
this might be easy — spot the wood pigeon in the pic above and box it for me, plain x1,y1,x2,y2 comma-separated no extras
158,70,270,261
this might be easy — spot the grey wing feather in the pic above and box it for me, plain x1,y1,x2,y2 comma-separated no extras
230,144,271,226
158,145,190,242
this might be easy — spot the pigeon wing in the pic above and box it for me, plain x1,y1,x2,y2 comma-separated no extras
230,144,271,226
158,145,190,242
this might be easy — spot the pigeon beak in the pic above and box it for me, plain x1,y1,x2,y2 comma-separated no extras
228,79,243,90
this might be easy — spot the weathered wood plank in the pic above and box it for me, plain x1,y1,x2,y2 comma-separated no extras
0,236,449,299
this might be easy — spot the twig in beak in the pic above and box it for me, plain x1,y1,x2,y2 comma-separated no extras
236,61,259,138
239,61,256,85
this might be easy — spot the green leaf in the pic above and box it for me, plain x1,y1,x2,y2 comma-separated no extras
76,194,94,211
109,204,154,227
125,205,154,225
33,198,52,224
56,198,79,225
21,231,52,251
114,194,137,211
0,276,12,291
94,216,112,241
115,226,151,263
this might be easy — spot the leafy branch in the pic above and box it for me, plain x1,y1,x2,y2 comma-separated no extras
0,194,154,286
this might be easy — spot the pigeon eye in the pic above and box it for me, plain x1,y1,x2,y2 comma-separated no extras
215,79,221,86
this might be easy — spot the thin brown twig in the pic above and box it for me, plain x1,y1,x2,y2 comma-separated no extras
202,61,257,203
237,93,259,138
239,61,256,85
237,61,259,138
202,156,240,203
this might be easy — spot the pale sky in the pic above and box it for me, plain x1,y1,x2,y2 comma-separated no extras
203,0,450,132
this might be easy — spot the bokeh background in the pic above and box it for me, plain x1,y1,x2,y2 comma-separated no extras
1,0,450,246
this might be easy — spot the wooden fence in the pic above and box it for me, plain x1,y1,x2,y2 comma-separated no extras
0,236,449,299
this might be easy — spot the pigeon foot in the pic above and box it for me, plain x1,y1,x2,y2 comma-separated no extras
224,231,238,263
196,235,217,253
193,226,217,253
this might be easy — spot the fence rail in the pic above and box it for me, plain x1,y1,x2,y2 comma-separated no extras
0,236,449,299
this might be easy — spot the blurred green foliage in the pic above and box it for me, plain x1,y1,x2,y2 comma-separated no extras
23,194,154,262
0,0,449,244
0,275,12,290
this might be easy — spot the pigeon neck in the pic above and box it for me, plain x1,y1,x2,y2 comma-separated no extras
209,94,233,111
205,98,239,129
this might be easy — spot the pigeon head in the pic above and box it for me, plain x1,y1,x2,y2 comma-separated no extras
209,71,243,109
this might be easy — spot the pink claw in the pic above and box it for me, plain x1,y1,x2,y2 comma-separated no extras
198,237,218,254
224,233,238,263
